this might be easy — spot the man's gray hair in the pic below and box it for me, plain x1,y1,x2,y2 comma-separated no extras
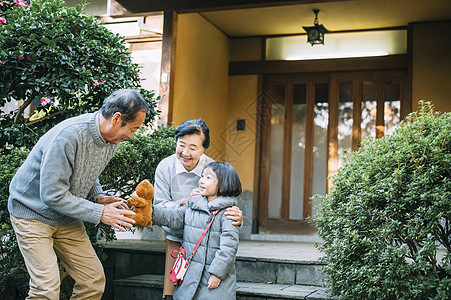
100,89,150,125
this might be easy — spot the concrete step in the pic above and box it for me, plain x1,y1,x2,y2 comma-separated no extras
237,255,325,287
114,274,334,300
250,233,323,244
102,240,327,299
114,274,162,300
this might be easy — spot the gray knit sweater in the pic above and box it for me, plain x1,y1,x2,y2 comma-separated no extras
154,153,214,242
8,112,119,226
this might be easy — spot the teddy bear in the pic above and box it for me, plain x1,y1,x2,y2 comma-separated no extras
126,179,154,227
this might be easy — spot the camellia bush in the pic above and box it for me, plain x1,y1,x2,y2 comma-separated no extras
315,101,450,299
0,146,30,299
0,0,158,148
100,125,177,198
0,0,161,297
0,125,176,298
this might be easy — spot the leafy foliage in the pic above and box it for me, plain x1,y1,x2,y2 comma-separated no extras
0,0,163,297
0,125,176,298
94,124,176,252
100,124,177,198
0,146,30,298
0,0,158,148
316,101,451,299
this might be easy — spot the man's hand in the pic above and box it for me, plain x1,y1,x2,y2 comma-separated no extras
96,195,129,210
207,274,221,289
224,206,243,227
100,201,136,232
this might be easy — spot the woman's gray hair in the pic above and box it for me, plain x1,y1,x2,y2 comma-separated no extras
100,89,150,125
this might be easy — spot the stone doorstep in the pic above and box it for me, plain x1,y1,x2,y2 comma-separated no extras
104,239,327,290
102,239,325,264
114,274,334,300
115,274,164,288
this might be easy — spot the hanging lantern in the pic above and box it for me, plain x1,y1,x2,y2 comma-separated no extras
302,9,328,46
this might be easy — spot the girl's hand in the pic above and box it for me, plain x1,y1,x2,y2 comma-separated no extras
180,188,204,206
207,274,221,289
190,187,203,196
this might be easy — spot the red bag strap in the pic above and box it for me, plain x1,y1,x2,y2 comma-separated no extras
188,209,221,260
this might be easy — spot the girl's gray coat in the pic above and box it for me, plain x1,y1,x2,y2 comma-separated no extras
153,195,239,300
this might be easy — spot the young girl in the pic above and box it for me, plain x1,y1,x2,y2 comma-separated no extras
152,161,242,300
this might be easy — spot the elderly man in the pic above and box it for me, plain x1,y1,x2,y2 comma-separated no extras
8,89,150,299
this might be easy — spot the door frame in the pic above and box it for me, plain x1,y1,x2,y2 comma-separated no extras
255,68,408,234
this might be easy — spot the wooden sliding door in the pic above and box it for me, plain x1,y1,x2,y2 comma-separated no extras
258,70,407,234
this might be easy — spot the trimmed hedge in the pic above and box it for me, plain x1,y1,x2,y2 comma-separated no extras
316,101,450,299
0,125,177,298
100,125,177,198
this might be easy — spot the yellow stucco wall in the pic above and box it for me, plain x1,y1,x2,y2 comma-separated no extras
172,13,229,159
411,21,451,113
227,38,261,190
225,75,259,191
172,13,258,190
172,18,451,191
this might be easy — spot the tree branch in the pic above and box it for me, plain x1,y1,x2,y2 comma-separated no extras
26,110,67,126
14,90,37,124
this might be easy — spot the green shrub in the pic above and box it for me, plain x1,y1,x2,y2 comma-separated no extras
100,124,177,197
0,146,30,298
316,101,450,299
0,125,177,298
0,0,158,148
0,0,162,297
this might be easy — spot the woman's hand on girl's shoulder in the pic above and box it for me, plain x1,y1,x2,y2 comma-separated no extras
224,206,243,227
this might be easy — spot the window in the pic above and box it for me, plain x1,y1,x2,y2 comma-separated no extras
266,30,407,61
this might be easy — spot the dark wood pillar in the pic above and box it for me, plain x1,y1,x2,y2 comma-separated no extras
158,10,178,125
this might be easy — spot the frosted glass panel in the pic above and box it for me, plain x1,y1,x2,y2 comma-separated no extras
311,83,329,219
289,84,306,220
268,85,285,219
338,82,353,167
384,81,401,136
267,30,407,61
361,81,377,140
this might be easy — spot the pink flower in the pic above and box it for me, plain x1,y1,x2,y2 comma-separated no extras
49,81,56,86
40,97,51,106
15,0,27,7
0,60,2,64
0,17,6,24
101,79,106,83
18,55,24,60
0,2,5,6
92,80,99,87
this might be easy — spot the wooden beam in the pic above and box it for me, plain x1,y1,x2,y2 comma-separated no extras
252,74,264,234
376,78,385,138
158,11,177,125
403,23,413,119
229,54,408,76
327,77,339,193
303,81,315,219
281,83,293,220
258,85,273,224
113,0,346,14
352,80,362,151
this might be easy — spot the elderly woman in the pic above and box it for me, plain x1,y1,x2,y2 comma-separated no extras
154,119,243,300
